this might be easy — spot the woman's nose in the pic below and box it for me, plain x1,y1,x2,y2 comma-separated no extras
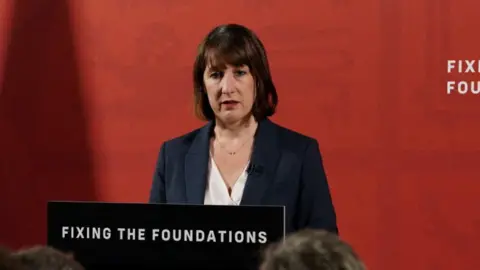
220,72,235,94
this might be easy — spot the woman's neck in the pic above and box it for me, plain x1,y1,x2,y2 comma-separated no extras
214,115,258,141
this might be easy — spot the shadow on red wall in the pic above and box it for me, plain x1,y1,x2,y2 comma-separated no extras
0,0,96,248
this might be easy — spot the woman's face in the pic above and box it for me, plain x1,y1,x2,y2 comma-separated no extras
203,64,255,124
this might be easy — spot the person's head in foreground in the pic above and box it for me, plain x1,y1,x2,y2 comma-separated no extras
0,247,24,270
193,23,278,128
11,246,84,270
260,229,366,270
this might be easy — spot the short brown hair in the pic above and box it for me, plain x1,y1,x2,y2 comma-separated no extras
193,24,278,121
260,229,366,270
12,246,84,270
0,247,24,270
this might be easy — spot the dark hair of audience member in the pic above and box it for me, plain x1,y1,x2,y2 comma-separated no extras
11,246,84,270
0,247,24,270
260,229,366,270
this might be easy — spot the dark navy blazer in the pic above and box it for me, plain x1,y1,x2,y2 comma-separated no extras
149,118,338,234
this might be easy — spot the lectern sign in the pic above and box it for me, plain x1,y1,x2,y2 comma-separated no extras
47,201,285,270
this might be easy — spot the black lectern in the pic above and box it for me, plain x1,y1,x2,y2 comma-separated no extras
47,201,285,270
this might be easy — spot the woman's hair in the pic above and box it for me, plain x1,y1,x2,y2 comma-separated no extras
193,23,278,121
260,229,366,270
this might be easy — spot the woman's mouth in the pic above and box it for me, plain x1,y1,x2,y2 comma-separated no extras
221,100,239,109
222,100,238,104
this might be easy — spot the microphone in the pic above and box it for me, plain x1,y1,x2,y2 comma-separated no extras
246,163,264,175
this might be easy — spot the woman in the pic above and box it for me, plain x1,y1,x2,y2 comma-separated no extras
149,24,338,234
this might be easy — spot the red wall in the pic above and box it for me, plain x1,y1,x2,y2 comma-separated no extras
0,0,479,269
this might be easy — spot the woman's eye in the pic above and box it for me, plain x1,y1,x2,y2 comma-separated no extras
210,72,222,78
235,70,247,76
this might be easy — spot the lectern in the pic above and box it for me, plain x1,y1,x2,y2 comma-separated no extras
47,201,285,270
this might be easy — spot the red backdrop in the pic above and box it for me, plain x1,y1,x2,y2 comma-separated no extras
0,0,478,269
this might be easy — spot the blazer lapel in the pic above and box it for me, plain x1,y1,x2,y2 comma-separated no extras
240,118,281,206
184,122,213,204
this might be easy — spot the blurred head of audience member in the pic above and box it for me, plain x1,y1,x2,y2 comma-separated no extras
260,229,366,270
0,247,24,270
10,246,83,270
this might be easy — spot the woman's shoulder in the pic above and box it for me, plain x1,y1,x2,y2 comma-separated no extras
270,120,318,146
264,120,324,159
158,122,211,153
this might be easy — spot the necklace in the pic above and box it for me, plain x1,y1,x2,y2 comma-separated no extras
215,136,253,155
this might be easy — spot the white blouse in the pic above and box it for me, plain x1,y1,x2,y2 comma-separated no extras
203,156,249,206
